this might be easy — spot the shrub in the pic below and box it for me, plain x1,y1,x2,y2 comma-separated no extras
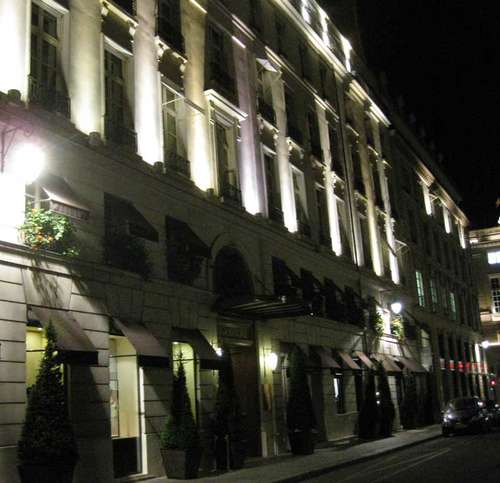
400,372,418,429
391,316,404,340
286,346,316,433
378,364,395,437
103,231,152,279
358,370,378,439
161,359,199,451
367,297,384,337
20,208,79,256
17,323,78,466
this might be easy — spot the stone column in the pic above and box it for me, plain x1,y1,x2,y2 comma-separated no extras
69,0,103,135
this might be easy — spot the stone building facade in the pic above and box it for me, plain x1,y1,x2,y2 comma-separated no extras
470,226,500,401
0,0,484,481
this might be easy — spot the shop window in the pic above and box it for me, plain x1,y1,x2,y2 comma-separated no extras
172,342,197,420
333,373,345,414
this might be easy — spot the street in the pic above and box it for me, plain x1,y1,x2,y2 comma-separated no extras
306,430,500,483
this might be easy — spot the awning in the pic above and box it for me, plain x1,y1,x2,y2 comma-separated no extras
112,318,169,367
38,173,90,220
214,294,310,319
353,350,375,370
105,193,158,242
171,327,223,370
311,346,341,370
165,216,210,258
393,356,427,373
28,306,98,365
373,353,401,373
337,351,361,371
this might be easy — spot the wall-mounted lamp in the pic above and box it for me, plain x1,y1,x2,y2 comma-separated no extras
390,301,403,315
265,351,279,371
215,347,223,357
481,340,490,350
3,142,45,184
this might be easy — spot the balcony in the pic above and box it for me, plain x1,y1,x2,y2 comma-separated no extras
287,123,303,145
165,151,190,178
220,180,242,206
258,98,275,125
104,115,137,149
157,20,184,54
28,75,70,118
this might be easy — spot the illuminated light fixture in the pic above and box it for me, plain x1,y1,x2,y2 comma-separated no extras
340,35,352,72
215,347,223,357
390,301,403,315
265,351,279,371
232,35,246,49
6,143,45,184
190,0,206,14
256,57,278,73
481,340,490,350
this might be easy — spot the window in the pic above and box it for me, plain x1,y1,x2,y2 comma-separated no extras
329,122,344,177
430,278,438,312
275,15,286,56
298,42,310,81
316,186,330,245
319,62,328,99
371,157,383,208
104,50,135,147
157,0,183,52
449,291,457,321
249,0,262,31
488,251,500,265
359,214,372,269
308,110,321,158
29,3,69,116
491,278,500,314
292,167,309,236
26,326,47,389
350,140,364,194
264,152,282,223
333,373,345,414
442,205,451,233
336,196,352,259
207,25,235,99
415,271,425,307
215,121,240,204
162,85,189,176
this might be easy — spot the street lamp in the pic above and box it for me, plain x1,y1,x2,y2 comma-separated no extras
265,351,279,371
390,301,403,315
5,143,45,184
481,340,490,350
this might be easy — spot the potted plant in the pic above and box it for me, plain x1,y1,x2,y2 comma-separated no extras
367,297,384,337
213,349,246,470
378,364,395,437
17,323,78,483
358,370,378,439
161,358,201,479
286,346,316,455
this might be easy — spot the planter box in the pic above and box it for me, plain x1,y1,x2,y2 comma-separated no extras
161,447,201,479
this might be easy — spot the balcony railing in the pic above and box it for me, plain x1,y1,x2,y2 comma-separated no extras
105,115,137,149
258,97,275,125
220,180,242,206
28,75,70,118
165,151,190,178
157,20,184,54
287,123,303,145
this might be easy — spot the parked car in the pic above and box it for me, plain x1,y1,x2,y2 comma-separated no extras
484,399,500,427
441,397,491,436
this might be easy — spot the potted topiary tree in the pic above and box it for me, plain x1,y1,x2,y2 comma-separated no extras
358,370,379,439
378,364,395,437
161,358,201,479
286,346,316,455
17,322,78,483
213,349,246,471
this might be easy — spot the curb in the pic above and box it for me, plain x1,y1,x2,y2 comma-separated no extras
273,433,443,483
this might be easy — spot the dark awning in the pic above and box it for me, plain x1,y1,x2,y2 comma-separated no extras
165,216,210,258
214,294,310,319
171,327,223,370
311,346,341,370
28,306,98,365
373,353,402,373
38,173,90,220
394,356,427,373
112,318,169,367
337,351,361,371
353,350,375,370
105,193,158,242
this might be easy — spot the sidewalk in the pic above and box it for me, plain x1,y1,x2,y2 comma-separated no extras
148,425,442,483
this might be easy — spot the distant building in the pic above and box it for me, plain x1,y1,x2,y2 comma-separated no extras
470,226,500,401
0,0,483,481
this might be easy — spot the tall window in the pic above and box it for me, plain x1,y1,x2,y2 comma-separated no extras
264,152,282,222
333,373,345,414
292,167,309,236
275,16,286,56
215,121,240,204
26,327,47,389
488,251,500,265
157,0,183,52
449,291,457,321
298,42,310,81
350,140,364,194
415,270,425,307
336,195,352,259
316,186,330,245
430,278,438,312
208,25,234,99
308,110,321,158
329,122,344,177
370,157,383,208
359,214,371,269
491,278,500,314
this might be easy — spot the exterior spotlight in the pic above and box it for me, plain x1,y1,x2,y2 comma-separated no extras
390,301,403,315
481,340,490,350
265,351,279,371
215,347,223,357
7,143,45,184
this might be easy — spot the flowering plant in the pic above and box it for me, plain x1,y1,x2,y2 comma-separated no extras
20,208,79,256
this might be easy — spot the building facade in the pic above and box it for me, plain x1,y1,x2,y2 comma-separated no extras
470,226,500,401
0,0,484,481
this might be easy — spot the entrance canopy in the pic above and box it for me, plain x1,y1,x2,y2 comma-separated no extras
393,355,427,373
353,350,375,370
311,346,341,370
112,318,169,368
28,306,98,365
372,353,402,373
336,351,361,371
171,327,223,370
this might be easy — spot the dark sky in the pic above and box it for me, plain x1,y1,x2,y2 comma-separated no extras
321,1,500,229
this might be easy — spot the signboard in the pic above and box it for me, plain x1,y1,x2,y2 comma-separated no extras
448,360,455,371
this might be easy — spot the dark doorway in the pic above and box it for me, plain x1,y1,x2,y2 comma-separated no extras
229,345,262,457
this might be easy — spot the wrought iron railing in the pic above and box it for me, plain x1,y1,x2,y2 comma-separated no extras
104,115,137,149
28,75,70,118
165,151,190,178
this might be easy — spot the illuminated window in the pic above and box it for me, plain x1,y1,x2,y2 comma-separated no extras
491,278,500,314
26,326,47,389
488,251,500,265
292,167,309,236
422,183,433,215
214,120,240,205
415,271,425,307
442,205,451,233
264,151,282,223
336,195,352,260
316,186,330,245
430,278,438,312
333,373,345,414
449,292,457,321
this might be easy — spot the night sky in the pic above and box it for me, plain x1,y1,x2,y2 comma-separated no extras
321,1,500,229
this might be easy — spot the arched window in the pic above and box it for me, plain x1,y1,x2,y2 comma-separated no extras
214,247,254,298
